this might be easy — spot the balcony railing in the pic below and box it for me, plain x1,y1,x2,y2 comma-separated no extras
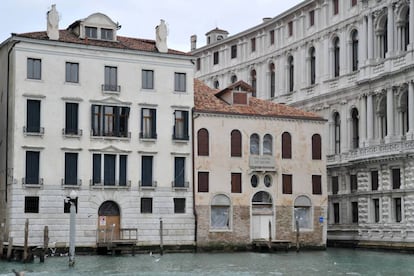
139,180,157,189
249,155,276,171
139,132,157,140
89,180,131,189
171,181,189,189
61,178,82,187
101,84,121,93
90,130,131,139
23,126,44,136
62,128,83,137
22,177,44,187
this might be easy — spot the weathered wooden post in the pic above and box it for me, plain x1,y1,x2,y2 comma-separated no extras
295,219,300,252
7,236,13,261
23,219,29,262
40,226,49,262
0,221,4,258
159,218,163,255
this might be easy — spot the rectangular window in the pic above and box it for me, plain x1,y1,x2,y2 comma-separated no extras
332,176,339,195
392,168,401,189
27,58,41,80
85,26,97,38
174,72,186,92
394,198,402,222
174,157,186,187
25,151,40,185
312,175,322,195
282,174,292,194
333,203,340,223
65,103,79,135
251,38,256,52
141,198,153,213
91,105,130,137
65,62,79,83
142,70,154,89
351,0,357,7
26,99,41,133
92,154,127,186
64,152,78,185
196,58,201,71
104,154,116,186
231,45,237,58
309,10,315,26
198,171,209,192
92,154,101,185
373,198,380,222
371,170,378,191
104,66,118,91
352,201,358,223
174,198,186,214
270,30,275,45
64,197,78,213
141,156,153,187
350,174,358,193
333,0,339,15
288,21,293,36
213,51,219,65
140,108,157,139
24,196,39,213
173,110,189,140
101,28,113,40
231,172,242,193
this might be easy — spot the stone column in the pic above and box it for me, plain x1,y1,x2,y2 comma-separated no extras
360,95,367,147
329,122,335,155
396,24,401,52
386,3,395,56
408,81,414,139
367,13,374,60
361,15,368,64
386,86,395,142
410,0,414,49
341,107,349,152
367,93,374,143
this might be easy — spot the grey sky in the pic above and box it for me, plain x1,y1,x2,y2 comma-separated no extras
1,0,302,52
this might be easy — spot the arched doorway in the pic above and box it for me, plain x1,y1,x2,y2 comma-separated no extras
97,201,120,242
251,191,273,240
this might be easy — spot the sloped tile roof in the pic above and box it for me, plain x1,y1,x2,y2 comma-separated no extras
194,79,324,121
15,30,187,55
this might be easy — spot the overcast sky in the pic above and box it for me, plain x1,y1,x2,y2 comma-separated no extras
0,0,302,52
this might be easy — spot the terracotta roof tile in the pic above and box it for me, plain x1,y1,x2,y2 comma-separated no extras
194,79,324,121
15,30,188,55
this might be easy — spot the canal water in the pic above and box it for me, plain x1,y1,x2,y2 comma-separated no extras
1,248,413,275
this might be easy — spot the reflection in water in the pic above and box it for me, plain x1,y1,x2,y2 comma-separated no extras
1,248,413,275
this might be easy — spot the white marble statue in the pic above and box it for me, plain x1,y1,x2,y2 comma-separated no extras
156,19,168,53
47,4,59,40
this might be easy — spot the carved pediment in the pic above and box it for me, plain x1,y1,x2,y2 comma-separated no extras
90,96,132,106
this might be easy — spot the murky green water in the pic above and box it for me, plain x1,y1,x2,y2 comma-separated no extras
1,248,413,275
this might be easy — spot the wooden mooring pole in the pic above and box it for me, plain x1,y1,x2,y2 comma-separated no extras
159,218,163,256
0,222,4,259
40,226,49,262
23,219,29,262
295,219,300,252
7,237,13,261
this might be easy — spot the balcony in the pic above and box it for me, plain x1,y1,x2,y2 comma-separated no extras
61,178,82,188
22,177,44,187
139,180,157,190
249,155,276,172
23,126,44,136
62,128,83,137
90,130,131,140
171,181,189,190
90,180,131,189
101,84,121,93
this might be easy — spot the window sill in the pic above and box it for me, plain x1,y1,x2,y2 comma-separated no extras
140,137,157,142
23,127,45,136
91,134,131,141
173,139,189,144
90,180,131,189
64,81,80,86
140,88,157,93
62,129,83,137
209,228,232,232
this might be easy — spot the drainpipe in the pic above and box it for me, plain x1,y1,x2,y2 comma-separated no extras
191,108,198,246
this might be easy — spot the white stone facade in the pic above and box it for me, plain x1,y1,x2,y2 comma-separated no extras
0,12,195,247
191,0,414,247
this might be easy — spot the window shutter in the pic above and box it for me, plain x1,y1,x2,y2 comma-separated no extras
312,134,321,160
231,173,242,193
312,175,322,194
151,109,157,138
119,155,127,186
174,157,185,187
26,151,39,184
141,156,153,186
93,154,101,184
183,111,189,140
104,154,116,186
65,153,78,185
283,174,292,194
198,172,209,192
197,129,209,156
231,130,242,157
282,132,292,159
27,100,40,132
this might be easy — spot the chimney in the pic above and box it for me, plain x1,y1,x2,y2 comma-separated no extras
47,4,59,40
191,35,197,51
155,19,168,53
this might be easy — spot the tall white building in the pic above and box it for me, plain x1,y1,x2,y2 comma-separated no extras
191,0,414,249
0,7,195,248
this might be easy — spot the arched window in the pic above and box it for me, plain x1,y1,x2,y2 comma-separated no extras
294,195,312,229
351,30,359,71
211,194,231,229
252,191,273,204
404,9,409,50
197,128,209,156
282,132,292,159
251,69,257,97
263,134,273,155
213,80,219,89
376,14,388,58
270,63,275,98
231,75,238,83
231,130,242,157
351,108,359,149
250,134,260,155
334,112,341,154
288,56,294,92
333,37,340,77
312,134,322,160
309,47,316,85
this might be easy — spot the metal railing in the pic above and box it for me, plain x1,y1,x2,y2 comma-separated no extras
62,128,83,136
171,181,189,189
61,178,82,187
22,177,44,186
139,180,157,189
23,126,44,135
90,180,131,188
101,84,121,92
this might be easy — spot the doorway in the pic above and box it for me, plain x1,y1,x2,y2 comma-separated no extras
251,191,273,240
97,201,120,242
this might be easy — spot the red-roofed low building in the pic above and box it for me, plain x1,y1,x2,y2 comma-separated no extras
0,6,195,250
193,79,328,249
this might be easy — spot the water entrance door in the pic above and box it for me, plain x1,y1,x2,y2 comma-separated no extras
251,191,274,241
97,201,120,242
